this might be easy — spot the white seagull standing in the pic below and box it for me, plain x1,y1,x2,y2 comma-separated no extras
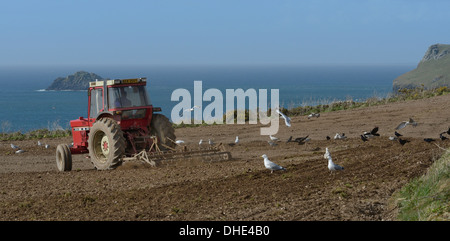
199,139,203,145
235,136,239,144
275,109,291,127
269,135,279,141
324,147,331,159
327,155,344,171
261,154,286,173
324,147,344,172
395,118,418,130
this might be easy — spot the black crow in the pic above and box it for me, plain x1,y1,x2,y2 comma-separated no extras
424,138,435,143
371,127,380,136
399,138,410,146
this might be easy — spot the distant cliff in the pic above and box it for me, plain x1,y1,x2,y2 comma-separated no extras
393,44,450,92
46,71,104,90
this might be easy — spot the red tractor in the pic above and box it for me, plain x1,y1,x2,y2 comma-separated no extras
56,77,176,171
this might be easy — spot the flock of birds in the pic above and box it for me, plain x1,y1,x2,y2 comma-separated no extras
177,109,450,174
10,141,50,154
174,109,343,173
262,116,449,173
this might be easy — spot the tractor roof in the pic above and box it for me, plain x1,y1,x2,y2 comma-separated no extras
89,77,147,88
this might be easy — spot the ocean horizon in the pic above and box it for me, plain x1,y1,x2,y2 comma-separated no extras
0,64,414,133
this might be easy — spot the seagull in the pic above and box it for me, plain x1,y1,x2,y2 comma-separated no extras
199,139,203,145
327,155,344,172
261,154,286,173
184,105,200,112
360,135,368,142
208,139,214,145
175,140,185,144
228,136,240,147
307,113,320,119
269,135,279,141
398,138,410,146
275,109,291,127
334,133,347,140
45,144,50,149
394,131,402,137
15,149,25,154
11,143,19,149
324,147,331,159
38,141,42,146
268,141,278,147
389,136,398,141
324,148,343,171
395,118,418,130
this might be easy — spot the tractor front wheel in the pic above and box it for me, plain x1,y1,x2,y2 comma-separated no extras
88,118,125,170
56,144,72,172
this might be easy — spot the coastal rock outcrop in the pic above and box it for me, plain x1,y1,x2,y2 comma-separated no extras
393,43,450,92
46,71,103,90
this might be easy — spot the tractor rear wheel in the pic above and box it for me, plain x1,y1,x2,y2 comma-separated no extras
88,118,125,170
56,144,72,171
150,114,176,150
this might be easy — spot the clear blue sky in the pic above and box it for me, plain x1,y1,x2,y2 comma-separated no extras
1,0,449,66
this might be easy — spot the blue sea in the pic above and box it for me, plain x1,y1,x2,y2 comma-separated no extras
0,64,413,133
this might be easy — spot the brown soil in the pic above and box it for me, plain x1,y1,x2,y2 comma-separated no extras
1,94,449,221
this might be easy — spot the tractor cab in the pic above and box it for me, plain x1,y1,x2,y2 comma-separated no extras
87,78,152,123
69,78,159,155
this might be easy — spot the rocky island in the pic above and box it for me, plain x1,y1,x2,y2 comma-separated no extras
46,71,104,90
393,43,450,92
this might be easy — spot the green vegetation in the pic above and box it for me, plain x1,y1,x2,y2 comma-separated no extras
396,150,450,221
0,128,71,141
284,86,450,117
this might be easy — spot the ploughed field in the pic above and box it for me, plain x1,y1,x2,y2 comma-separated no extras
1,94,449,220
